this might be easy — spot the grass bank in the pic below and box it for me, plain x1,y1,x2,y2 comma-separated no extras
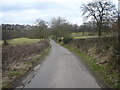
2,40,51,88
61,43,119,89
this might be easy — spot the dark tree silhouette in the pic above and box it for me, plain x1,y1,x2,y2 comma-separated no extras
81,0,116,36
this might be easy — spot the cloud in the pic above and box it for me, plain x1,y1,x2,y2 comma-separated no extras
0,0,118,25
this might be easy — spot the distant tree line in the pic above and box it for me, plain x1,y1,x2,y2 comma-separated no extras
2,24,32,30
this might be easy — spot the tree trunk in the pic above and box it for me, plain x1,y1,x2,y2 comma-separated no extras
4,40,7,45
3,40,8,45
117,13,120,85
98,16,103,37
82,31,84,36
97,23,102,36
98,28,101,36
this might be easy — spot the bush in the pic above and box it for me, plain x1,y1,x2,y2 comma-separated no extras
3,40,9,45
58,38,62,42
63,36,73,44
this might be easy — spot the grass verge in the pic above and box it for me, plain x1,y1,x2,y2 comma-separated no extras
62,44,120,89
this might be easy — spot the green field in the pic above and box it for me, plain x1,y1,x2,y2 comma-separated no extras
0,41,3,45
73,36,98,39
71,32,97,37
7,38,42,45
71,32,98,39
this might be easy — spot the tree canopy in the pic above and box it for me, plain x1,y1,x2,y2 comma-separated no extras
81,0,117,36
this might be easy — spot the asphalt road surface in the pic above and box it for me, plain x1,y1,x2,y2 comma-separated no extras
23,39,103,88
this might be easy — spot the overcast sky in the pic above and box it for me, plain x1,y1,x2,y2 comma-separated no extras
0,0,118,25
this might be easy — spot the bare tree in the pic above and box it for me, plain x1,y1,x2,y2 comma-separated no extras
117,0,120,84
81,0,116,36
31,19,48,39
51,17,70,38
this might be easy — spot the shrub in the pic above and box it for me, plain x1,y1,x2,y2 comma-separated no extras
3,40,9,45
63,36,73,44
58,38,62,42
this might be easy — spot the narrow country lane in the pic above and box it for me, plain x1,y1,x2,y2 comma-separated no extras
22,39,103,88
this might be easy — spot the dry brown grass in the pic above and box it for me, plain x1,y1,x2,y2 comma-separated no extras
69,37,117,66
2,40,50,88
